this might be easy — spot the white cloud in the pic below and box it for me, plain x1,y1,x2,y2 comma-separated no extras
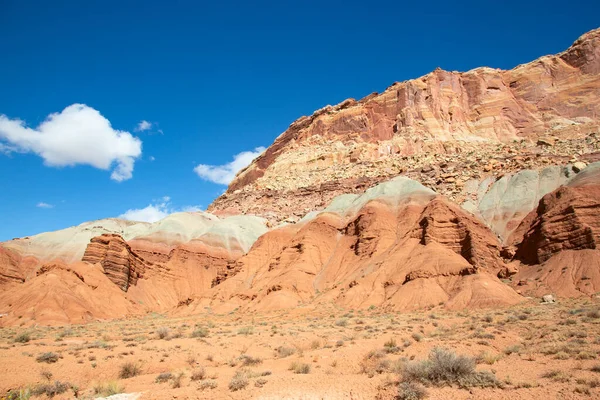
135,120,152,132
119,204,168,223
149,156,155,161
118,196,202,223
36,202,54,209
194,146,266,185
0,104,142,181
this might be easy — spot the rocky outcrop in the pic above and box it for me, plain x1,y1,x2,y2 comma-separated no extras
82,234,147,291
0,261,143,326
410,199,503,272
512,185,600,265
0,246,24,284
210,28,600,224
203,178,523,313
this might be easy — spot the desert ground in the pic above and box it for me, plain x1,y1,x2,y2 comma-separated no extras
2,298,600,400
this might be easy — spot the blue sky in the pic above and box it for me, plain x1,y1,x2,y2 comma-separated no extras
0,0,598,240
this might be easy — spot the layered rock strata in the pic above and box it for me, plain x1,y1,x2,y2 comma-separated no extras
210,28,600,225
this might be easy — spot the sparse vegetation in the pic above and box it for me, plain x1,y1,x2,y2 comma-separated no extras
93,381,123,397
229,370,249,391
191,326,209,338
402,347,501,388
36,352,59,364
239,354,262,366
237,326,254,336
360,350,390,377
14,332,31,343
155,372,173,383
191,367,206,381
397,381,428,400
289,361,311,374
6,388,31,400
156,327,170,339
276,346,296,358
31,381,71,398
119,362,141,379
199,379,218,390
1,298,599,399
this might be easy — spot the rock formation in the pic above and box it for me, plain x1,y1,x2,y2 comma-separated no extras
506,164,600,297
2,28,600,326
0,212,268,325
209,28,600,226
82,234,148,291
200,177,523,314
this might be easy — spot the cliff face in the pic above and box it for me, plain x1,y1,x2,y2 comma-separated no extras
209,28,600,223
82,234,148,291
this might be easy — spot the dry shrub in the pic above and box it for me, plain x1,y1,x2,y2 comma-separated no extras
229,370,249,391
119,362,141,379
397,381,428,400
360,350,391,377
289,361,311,374
402,347,501,389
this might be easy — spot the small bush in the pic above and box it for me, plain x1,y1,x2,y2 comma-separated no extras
360,350,390,377
237,326,254,336
255,378,268,387
289,361,311,374
119,362,141,379
541,370,570,383
411,333,423,342
397,381,428,400
93,381,123,397
14,332,31,343
191,327,209,338
591,364,600,373
6,388,31,400
587,310,600,319
36,352,59,364
503,345,521,355
156,327,170,339
199,379,218,390
191,367,206,381
240,355,262,366
31,381,70,398
172,372,184,388
335,319,348,327
476,351,501,365
402,347,501,388
229,371,249,391
155,372,172,383
40,370,53,381
276,346,296,358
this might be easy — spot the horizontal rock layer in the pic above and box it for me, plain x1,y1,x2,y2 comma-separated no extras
82,234,148,291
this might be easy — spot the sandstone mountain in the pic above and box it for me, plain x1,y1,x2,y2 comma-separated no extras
1,28,600,326
209,28,600,227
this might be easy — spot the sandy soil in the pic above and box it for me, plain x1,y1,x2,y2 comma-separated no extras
1,298,600,399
